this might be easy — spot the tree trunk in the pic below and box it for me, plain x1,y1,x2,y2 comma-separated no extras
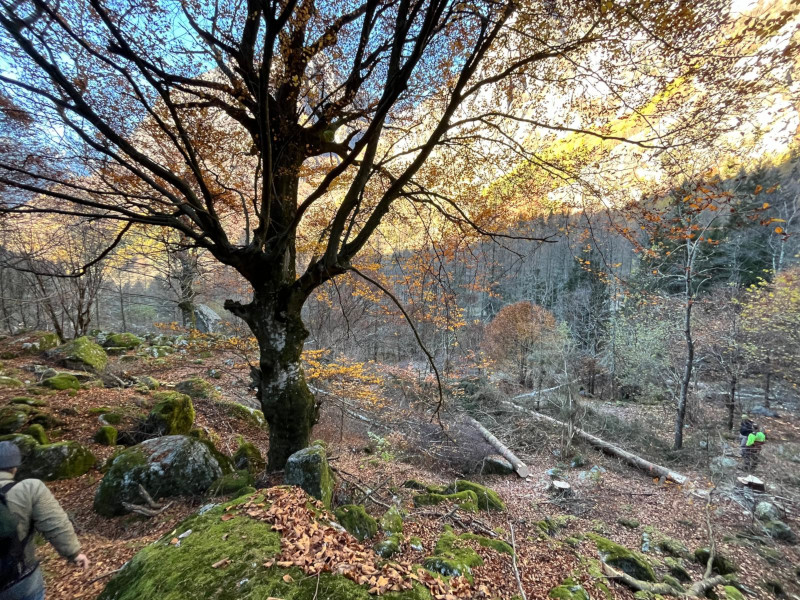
763,351,771,408
464,415,530,477
674,251,694,450
226,290,317,469
726,374,736,431
508,401,688,484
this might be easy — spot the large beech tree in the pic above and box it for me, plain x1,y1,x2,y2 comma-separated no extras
0,0,793,467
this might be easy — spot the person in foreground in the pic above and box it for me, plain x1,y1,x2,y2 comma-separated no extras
0,441,90,600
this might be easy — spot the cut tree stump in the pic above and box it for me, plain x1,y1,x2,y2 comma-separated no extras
736,475,765,492
465,415,530,478
549,480,572,495
505,402,688,485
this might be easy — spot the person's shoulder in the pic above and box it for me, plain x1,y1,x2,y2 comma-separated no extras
9,478,48,497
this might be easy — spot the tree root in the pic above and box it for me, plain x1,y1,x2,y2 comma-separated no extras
122,484,172,517
600,562,728,598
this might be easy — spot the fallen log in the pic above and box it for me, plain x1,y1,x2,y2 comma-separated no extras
505,402,688,485
465,415,530,478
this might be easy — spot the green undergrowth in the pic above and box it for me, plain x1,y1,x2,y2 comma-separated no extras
100,492,432,600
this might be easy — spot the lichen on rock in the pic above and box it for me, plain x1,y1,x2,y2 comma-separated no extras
375,533,404,558
21,423,49,444
380,506,404,534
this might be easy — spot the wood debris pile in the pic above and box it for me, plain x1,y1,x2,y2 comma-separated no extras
228,487,475,598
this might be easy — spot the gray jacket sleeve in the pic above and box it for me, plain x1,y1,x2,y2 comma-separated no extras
27,479,81,560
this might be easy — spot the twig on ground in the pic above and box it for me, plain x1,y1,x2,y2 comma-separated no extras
509,522,527,600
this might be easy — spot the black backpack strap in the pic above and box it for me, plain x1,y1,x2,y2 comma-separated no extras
0,480,17,497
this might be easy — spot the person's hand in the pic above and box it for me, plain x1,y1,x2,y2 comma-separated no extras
73,553,90,570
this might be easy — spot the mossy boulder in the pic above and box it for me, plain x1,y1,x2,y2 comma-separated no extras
380,506,404,534
209,470,255,497
98,492,432,600
413,491,478,513
763,520,797,544
284,442,334,509
0,405,29,434
423,527,483,582
37,332,60,350
41,373,81,391
11,396,48,407
401,479,430,491
441,480,505,511
0,433,39,463
103,333,143,349
588,534,656,582
16,440,96,481
0,376,24,387
222,402,266,427
458,533,513,555
537,515,577,536
723,585,744,600
56,337,108,373
21,424,48,444
375,533,404,558
100,412,123,426
175,377,220,400
334,504,378,541
643,526,690,558
94,426,118,446
664,557,691,583
94,435,231,516
549,578,590,600
135,376,160,390
233,441,266,475
618,517,640,529
144,392,195,435
693,548,737,575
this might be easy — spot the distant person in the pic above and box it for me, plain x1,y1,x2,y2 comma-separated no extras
739,414,755,447
0,441,90,600
743,425,767,472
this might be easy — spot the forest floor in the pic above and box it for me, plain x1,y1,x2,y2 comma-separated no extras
0,336,798,600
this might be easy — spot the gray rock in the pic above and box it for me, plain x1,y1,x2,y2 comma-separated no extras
755,501,781,522
194,304,221,333
93,435,231,516
763,520,797,544
710,456,738,476
284,441,334,508
750,405,779,418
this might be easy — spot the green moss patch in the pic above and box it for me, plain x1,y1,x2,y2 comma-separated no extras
549,578,590,600
41,374,81,391
11,397,48,407
375,533,404,558
335,504,378,541
144,392,195,435
59,336,108,372
643,526,690,558
587,534,656,582
16,440,96,481
422,527,483,582
233,441,266,475
536,515,576,537
210,470,255,496
693,548,737,575
94,426,118,446
441,480,505,511
21,424,49,444
104,333,143,349
175,377,220,400
413,491,478,513
458,533,513,555
284,443,334,508
0,376,24,387
380,506,404,534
